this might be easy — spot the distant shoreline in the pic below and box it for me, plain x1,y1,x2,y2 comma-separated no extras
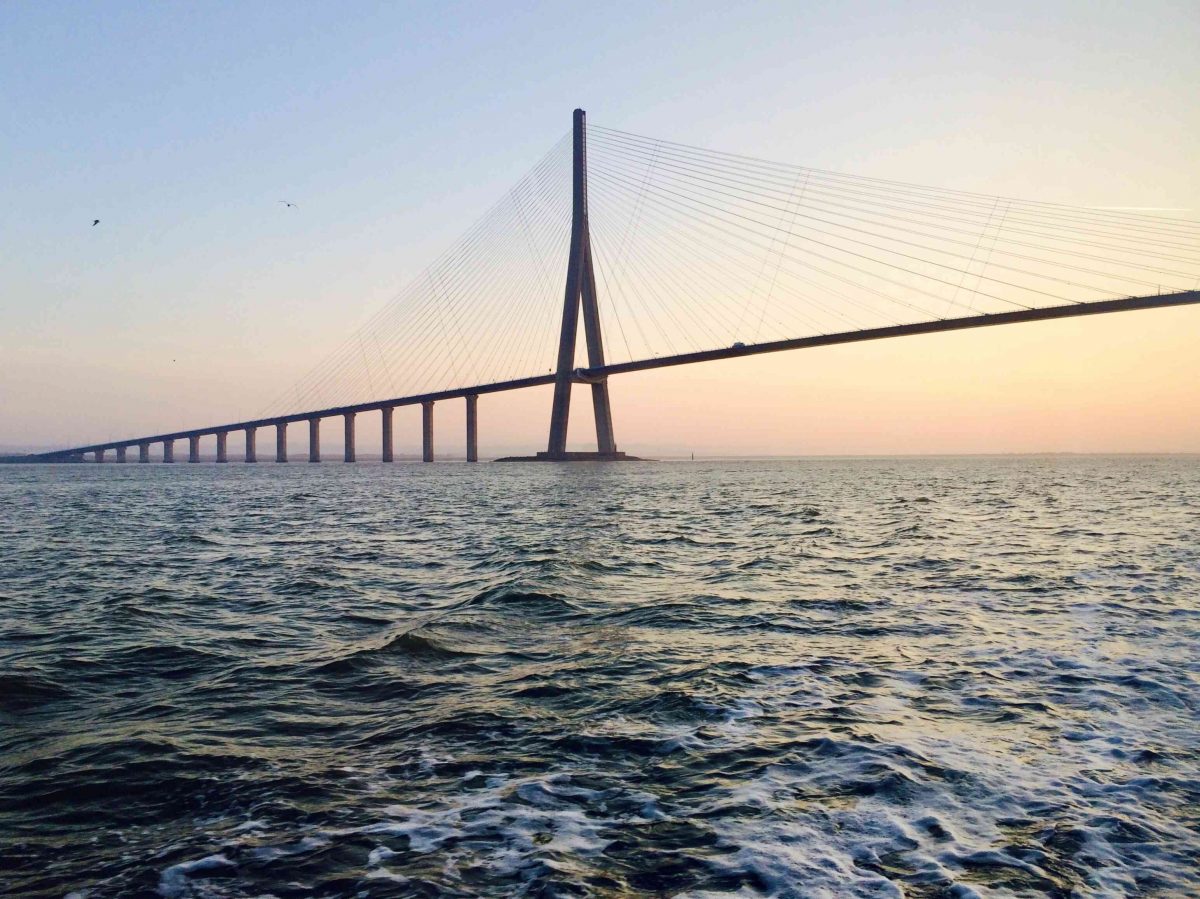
3,450,1198,464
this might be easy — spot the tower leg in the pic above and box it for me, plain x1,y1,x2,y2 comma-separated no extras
579,237,616,453
547,220,582,454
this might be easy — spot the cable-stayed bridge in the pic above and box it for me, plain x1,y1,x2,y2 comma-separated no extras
26,110,1200,463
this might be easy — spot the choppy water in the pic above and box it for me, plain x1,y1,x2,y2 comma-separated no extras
1,457,1199,898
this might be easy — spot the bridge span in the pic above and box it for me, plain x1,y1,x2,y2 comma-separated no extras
26,288,1200,464
19,109,1200,463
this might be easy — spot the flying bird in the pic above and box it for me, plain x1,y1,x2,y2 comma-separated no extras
279,201,297,208
92,219,100,227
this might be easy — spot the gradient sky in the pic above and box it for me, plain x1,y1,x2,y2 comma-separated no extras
2,0,1198,455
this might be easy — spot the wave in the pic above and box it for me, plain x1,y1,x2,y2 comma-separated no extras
457,585,588,620
161,532,223,547
0,672,72,711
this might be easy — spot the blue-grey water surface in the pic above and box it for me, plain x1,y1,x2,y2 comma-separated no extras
2,457,1199,898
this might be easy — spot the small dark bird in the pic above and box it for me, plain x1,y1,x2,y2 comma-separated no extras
92,219,100,226
279,201,297,208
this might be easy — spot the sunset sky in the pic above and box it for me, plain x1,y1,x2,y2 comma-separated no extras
2,0,1198,455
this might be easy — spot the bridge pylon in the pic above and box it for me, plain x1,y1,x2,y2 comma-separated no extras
540,108,625,461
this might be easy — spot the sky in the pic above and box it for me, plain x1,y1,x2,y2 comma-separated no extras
2,0,1198,456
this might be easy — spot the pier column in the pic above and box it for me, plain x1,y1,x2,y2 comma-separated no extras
344,413,356,463
163,439,175,463
465,394,478,462
422,401,434,462
115,446,127,463
275,423,287,463
95,448,105,463
245,427,257,463
139,443,150,463
381,407,394,462
216,431,228,463
309,418,320,463
189,435,201,463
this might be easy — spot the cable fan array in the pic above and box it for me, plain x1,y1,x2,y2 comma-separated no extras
258,122,1200,420
585,124,1200,362
258,131,573,419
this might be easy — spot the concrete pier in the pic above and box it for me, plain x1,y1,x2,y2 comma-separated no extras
163,439,175,463
344,412,355,462
381,407,394,462
139,443,150,463
422,401,434,462
309,418,320,463
189,435,201,463
245,427,257,463
216,431,228,463
95,448,105,463
276,423,287,463
116,446,126,463
466,394,478,462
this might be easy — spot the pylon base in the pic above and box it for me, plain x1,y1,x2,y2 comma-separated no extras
494,451,644,462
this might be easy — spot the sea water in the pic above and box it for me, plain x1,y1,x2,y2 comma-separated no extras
1,457,1198,897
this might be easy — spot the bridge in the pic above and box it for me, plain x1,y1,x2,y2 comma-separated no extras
23,110,1200,463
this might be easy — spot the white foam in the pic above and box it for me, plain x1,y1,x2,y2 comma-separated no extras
246,834,329,862
339,769,664,880
157,853,235,898
675,648,1200,897
367,845,397,866
230,819,268,833
365,867,410,884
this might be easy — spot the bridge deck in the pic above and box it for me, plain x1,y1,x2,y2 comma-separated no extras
29,290,1200,459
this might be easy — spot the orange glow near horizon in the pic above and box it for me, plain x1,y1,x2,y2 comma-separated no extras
5,289,1199,457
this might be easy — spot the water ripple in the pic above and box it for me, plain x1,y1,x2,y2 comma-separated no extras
1,457,1198,897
